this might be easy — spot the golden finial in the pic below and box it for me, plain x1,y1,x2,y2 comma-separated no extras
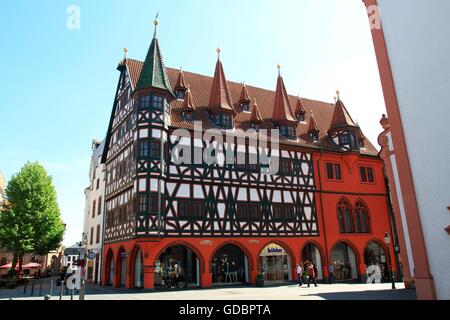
216,47,221,60
336,89,340,100
277,64,281,76
123,48,128,59
333,96,337,103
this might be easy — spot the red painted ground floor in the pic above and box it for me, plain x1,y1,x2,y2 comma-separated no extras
103,236,397,289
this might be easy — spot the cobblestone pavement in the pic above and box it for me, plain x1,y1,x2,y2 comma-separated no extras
1,281,416,300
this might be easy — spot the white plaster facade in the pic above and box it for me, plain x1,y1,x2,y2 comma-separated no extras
83,139,106,284
377,0,450,299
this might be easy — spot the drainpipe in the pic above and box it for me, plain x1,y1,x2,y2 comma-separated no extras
316,145,330,278
384,172,401,280
99,164,107,285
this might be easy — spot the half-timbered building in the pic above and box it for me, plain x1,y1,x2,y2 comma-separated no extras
100,20,398,289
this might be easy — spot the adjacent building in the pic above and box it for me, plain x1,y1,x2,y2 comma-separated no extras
82,139,106,284
99,20,398,290
0,171,5,205
363,0,450,300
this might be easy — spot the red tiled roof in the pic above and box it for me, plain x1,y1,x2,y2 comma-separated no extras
122,58,378,155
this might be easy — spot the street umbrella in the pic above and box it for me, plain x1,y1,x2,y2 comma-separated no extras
22,262,42,268
0,263,19,270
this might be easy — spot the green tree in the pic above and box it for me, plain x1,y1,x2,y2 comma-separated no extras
0,162,65,272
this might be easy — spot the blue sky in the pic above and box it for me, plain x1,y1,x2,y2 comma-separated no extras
0,0,386,247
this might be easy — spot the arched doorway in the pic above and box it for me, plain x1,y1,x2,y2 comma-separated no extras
259,243,292,282
364,241,389,280
117,249,126,287
133,248,144,288
154,245,200,289
105,250,114,285
301,243,323,280
330,242,358,281
211,244,249,285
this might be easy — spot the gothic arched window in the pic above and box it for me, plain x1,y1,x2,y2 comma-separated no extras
354,200,371,233
337,198,354,233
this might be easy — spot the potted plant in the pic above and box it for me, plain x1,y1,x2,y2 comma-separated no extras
255,273,264,287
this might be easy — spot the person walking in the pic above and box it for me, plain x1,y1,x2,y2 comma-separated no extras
328,263,336,284
296,264,303,286
307,263,318,287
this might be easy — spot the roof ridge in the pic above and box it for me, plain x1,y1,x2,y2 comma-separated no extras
126,58,335,106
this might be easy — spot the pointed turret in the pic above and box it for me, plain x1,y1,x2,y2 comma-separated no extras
182,86,196,112
272,65,297,124
250,99,263,124
328,91,357,133
208,48,236,114
295,95,306,121
328,90,363,151
135,19,173,97
175,69,188,91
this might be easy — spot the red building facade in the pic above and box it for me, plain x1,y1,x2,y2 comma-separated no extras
100,21,398,290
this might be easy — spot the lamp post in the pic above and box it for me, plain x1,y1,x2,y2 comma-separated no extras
78,233,88,300
384,232,396,289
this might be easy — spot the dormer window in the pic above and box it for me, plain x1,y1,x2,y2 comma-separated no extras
176,89,186,100
252,123,260,131
339,132,359,150
296,113,305,122
280,125,296,139
183,111,193,121
241,102,250,112
310,132,319,141
214,113,233,129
